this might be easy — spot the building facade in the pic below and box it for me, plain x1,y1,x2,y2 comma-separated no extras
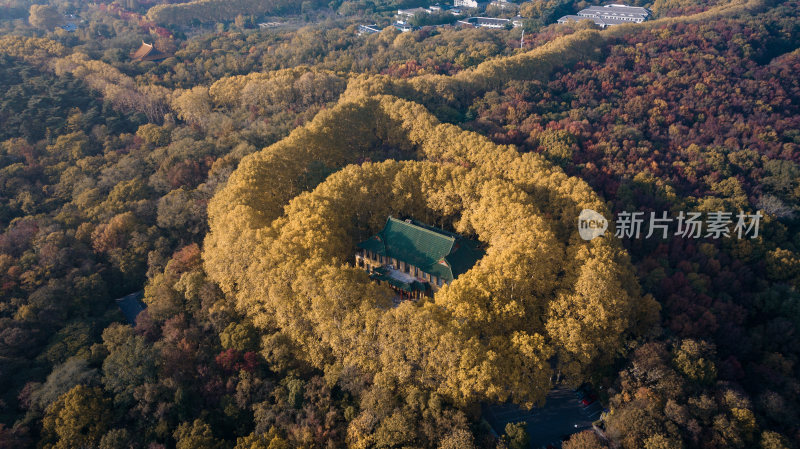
558,4,651,28
454,0,489,9
355,217,483,300
457,16,522,28
489,0,517,10
357,24,381,35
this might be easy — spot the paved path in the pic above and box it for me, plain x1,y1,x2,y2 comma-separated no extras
483,387,604,448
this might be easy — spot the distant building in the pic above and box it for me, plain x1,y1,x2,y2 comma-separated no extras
356,217,483,300
457,16,522,28
397,7,429,20
557,4,651,28
358,24,381,35
115,291,146,324
394,22,414,32
59,22,77,32
396,6,459,24
396,8,426,25
489,0,516,9
455,0,489,9
130,41,169,61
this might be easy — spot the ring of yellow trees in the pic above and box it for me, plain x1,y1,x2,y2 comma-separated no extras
204,94,658,408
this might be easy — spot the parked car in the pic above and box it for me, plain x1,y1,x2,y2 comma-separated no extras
581,392,598,405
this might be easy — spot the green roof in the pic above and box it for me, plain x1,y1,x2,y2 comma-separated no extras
357,217,483,283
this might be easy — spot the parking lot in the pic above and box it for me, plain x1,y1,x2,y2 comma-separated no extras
483,386,604,448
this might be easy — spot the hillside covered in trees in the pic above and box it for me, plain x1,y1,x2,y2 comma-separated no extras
0,0,798,448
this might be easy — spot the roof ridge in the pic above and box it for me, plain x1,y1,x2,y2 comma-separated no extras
387,216,456,242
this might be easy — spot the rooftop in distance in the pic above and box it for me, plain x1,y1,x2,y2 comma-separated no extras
557,3,651,28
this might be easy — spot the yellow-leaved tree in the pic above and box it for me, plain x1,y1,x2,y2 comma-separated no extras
204,93,658,412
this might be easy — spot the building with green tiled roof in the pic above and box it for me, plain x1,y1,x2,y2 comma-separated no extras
355,217,483,299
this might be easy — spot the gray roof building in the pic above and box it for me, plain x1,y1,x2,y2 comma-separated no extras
558,4,651,28
394,22,414,32
358,24,381,35
397,7,430,18
454,0,490,8
457,16,522,28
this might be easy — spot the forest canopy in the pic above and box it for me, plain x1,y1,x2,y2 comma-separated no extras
146,0,326,26
204,94,659,407
0,0,798,446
